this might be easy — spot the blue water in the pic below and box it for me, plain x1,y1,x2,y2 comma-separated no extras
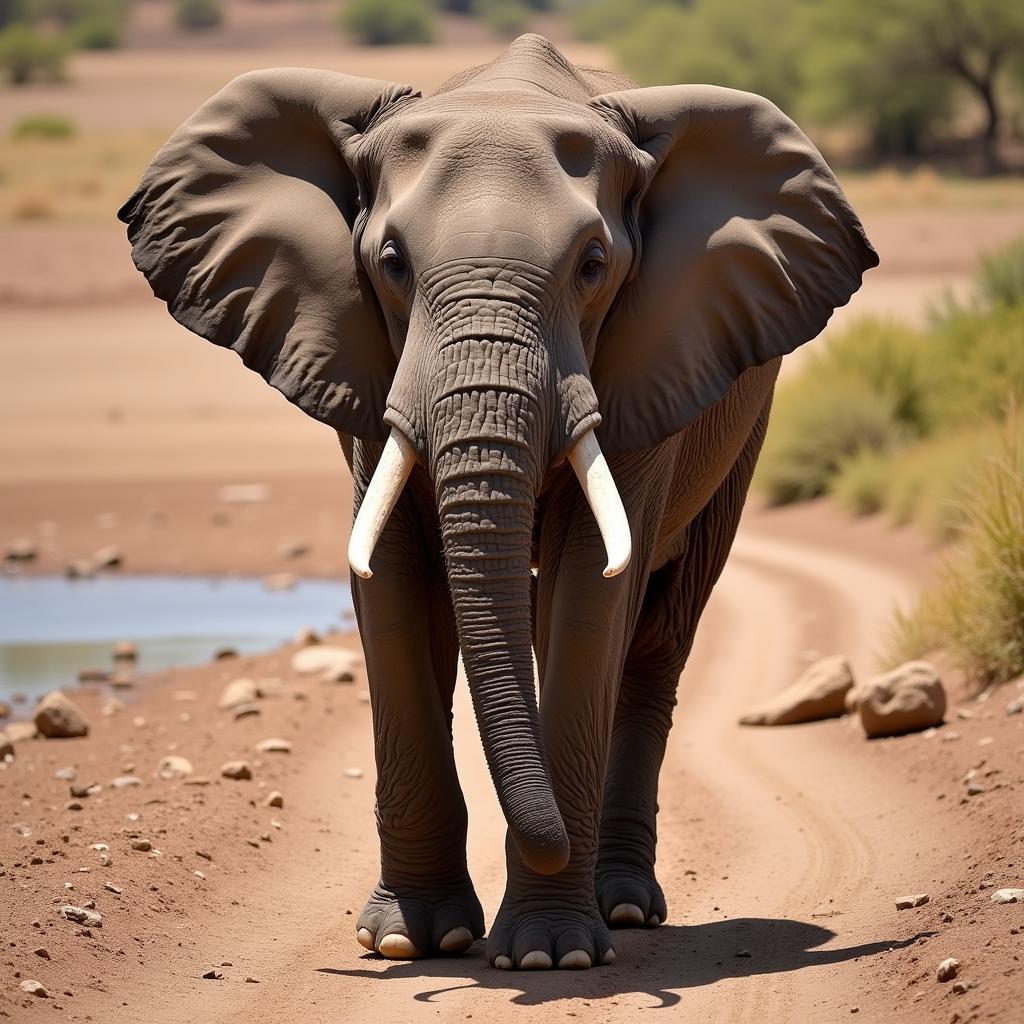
0,574,352,701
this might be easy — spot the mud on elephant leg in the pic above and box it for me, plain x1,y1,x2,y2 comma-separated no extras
349,444,484,960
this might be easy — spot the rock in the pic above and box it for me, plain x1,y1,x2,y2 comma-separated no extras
157,755,193,780
213,646,239,661
1007,698,1023,716
278,539,310,560
101,698,126,717
202,969,224,980
54,766,76,781
295,627,321,647
110,775,142,788
264,791,284,808
218,483,269,505
991,888,1024,904
220,760,253,780
255,738,291,754
33,947,50,959
66,800,83,811
0,732,13,761
130,838,152,852
859,662,946,739
952,981,971,995
92,544,122,569
262,572,297,592
895,894,929,910
343,767,363,779
739,655,854,726
937,957,960,982
6,720,38,742
103,883,121,894
34,692,89,739
5,538,37,562
966,782,985,796
66,558,97,579
19,979,48,998
112,641,137,662
290,645,361,677
232,703,261,720
69,784,94,798
218,678,260,710
61,905,102,928
0,700,11,718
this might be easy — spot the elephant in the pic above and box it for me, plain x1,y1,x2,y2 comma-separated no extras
119,34,877,971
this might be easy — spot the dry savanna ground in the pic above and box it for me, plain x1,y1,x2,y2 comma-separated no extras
1,15,1023,1024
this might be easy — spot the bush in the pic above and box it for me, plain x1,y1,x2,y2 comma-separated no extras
11,112,75,138
0,24,67,84
832,448,890,517
174,0,222,31
72,9,120,48
886,418,1024,689
339,0,435,45
476,0,528,39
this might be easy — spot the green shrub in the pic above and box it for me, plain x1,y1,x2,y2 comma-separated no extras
476,0,529,39
756,379,904,505
886,418,1024,689
339,0,435,45
0,24,67,84
976,236,1024,311
174,0,222,31
832,448,890,516
72,9,120,48
11,112,75,139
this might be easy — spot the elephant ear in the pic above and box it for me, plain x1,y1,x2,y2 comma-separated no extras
118,68,418,441
588,85,879,453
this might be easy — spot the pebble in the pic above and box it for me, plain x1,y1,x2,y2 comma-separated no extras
92,544,122,569
103,883,122,894
66,800,84,811
255,738,292,754
201,969,224,980
112,641,137,662
991,888,1024,904
110,775,142,788
937,957,959,982
130,838,152,852
290,645,361,677
264,791,284,808
295,627,321,647
34,691,89,739
1007,698,1023,716
61,905,102,928
232,703,261,720
33,947,50,959
343,768,363,779
220,760,253,780
895,894,929,910
157,755,193,780
5,538,37,562
213,647,239,661
245,976,260,984
218,678,260,711
66,558,97,579
19,979,48,998
6,720,38,742
952,980,972,995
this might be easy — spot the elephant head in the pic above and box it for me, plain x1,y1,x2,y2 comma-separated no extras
119,35,877,876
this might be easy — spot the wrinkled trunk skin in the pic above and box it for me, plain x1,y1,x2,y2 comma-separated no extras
428,328,570,876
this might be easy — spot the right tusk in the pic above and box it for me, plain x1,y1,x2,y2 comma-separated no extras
348,426,416,580
567,429,632,578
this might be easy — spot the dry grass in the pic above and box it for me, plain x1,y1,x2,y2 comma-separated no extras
842,166,1024,212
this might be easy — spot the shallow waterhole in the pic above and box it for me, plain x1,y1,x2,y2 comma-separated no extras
0,574,352,703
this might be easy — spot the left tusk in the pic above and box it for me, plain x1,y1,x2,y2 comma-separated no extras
567,429,632,578
347,426,416,580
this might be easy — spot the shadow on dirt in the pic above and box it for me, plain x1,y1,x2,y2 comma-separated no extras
318,917,933,1008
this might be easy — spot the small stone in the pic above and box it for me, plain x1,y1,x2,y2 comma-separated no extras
130,838,152,852
103,883,122,894
66,558,97,579
859,662,946,739
194,870,205,879
895,894,929,910
1006,698,1023,716
232,703,261,720
264,791,284,808
255,738,291,754
110,775,142,788
157,755,193,780
343,767,363,779
92,544,122,569
245,976,260,983
739,655,854,726
34,691,89,738
202,969,224,980
937,957,959,982
295,627,321,647
33,947,50,959
19,979,48,998
734,949,751,958
196,850,212,860
61,905,102,928
5,538,37,562
991,888,1024,904
69,784,94,798
220,760,253,780
218,678,260,711
65,800,84,811
102,699,127,717
951,981,970,995
246,838,260,849
290,645,361,677
5,720,38,742
966,782,984,796
213,646,239,661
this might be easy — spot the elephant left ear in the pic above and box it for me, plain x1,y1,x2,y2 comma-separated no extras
588,84,879,454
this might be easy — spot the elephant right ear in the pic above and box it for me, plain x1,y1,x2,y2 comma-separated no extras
118,68,418,441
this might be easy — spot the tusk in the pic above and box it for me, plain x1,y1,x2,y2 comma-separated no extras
567,429,632,578
348,426,416,580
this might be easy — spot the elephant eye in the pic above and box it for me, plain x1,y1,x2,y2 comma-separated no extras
578,242,606,284
380,241,408,280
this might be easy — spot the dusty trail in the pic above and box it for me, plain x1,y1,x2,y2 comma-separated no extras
128,510,962,1024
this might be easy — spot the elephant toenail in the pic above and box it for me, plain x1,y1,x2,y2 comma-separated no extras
557,949,592,970
356,927,375,951
646,914,661,926
601,947,616,965
519,950,553,970
439,927,474,953
609,903,645,927
493,955,513,970
378,933,422,959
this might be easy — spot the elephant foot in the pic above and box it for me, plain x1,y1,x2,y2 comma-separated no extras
356,877,485,959
595,864,668,929
487,894,614,970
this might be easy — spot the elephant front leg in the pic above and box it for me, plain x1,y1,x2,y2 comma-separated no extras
350,457,484,959
487,512,649,971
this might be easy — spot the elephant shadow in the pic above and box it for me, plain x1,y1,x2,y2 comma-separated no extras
318,917,932,1008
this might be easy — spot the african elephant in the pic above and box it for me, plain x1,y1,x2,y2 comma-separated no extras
120,34,877,971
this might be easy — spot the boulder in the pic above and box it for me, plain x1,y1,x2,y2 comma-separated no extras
34,692,89,739
739,655,854,726
859,662,946,739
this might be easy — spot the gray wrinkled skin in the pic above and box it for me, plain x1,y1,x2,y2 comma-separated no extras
119,34,877,970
